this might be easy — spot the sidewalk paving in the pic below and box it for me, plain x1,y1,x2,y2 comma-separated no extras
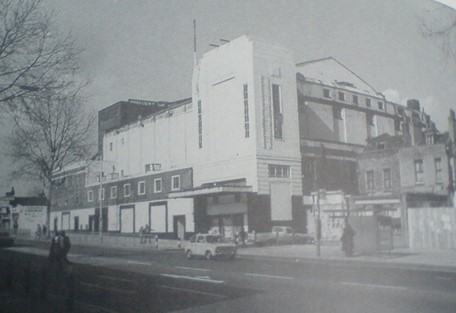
237,244,456,272
13,234,456,273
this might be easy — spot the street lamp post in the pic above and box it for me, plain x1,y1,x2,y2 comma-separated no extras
99,157,104,241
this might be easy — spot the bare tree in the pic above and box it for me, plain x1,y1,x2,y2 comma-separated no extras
6,90,95,235
0,0,80,104
420,4,456,60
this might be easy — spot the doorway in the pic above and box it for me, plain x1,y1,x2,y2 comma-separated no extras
173,215,186,240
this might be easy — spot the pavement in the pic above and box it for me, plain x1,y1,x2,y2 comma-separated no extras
12,234,456,273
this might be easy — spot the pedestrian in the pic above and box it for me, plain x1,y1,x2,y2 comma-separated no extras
341,222,356,257
139,225,145,244
49,231,62,269
13,218,18,235
42,224,47,238
144,224,152,244
60,231,72,265
35,224,42,239
239,227,247,247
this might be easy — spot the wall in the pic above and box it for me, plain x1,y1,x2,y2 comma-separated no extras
399,144,449,195
408,207,456,249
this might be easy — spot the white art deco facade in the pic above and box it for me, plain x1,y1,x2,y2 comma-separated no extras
51,35,442,241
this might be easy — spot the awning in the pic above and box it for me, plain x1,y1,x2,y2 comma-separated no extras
168,185,253,198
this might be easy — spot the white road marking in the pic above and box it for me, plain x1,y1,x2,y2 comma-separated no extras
158,285,227,298
126,260,151,266
97,275,136,283
338,281,408,291
435,276,452,281
160,273,224,284
75,301,120,313
80,282,137,295
245,273,293,280
176,266,212,272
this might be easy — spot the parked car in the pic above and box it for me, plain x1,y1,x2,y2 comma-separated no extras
185,233,237,260
249,226,315,246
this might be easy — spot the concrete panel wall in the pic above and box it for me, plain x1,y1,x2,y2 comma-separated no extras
408,207,456,249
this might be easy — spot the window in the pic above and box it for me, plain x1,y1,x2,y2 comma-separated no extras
323,88,331,98
338,92,345,101
272,84,283,139
123,183,131,197
243,84,250,138
171,175,180,191
435,158,442,183
198,100,203,148
414,160,424,184
383,169,391,190
110,186,117,199
109,142,113,151
352,95,359,105
154,178,162,193
145,164,151,172
366,113,374,126
138,181,146,195
99,187,105,201
366,170,374,191
366,98,371,107
333,106,342,120
87,190,93,202
268,164,290,178
378,101,384,110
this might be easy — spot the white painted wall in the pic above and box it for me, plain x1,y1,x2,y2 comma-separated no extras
167,198,194,233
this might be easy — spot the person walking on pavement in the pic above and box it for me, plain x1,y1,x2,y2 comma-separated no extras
341,222,356,257
60,231,72,265
49,231,63,269
239,227,247,248
144,224,152,244
139,225,145,244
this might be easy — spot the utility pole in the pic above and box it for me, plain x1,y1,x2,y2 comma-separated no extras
99,157,103,241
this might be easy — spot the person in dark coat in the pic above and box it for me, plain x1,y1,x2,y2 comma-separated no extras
60,231,72,265
49,231,62,268
341,222,356,257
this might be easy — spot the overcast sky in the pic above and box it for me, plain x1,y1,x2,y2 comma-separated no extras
2,0,456,195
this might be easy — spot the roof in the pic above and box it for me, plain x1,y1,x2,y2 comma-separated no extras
296,57,380,96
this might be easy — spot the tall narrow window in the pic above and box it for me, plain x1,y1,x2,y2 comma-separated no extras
243,84,250,138
366,98,371,107
338,92,345,101
138,181,146,195
123,184,131,197
323,88,331,98
352,95,359,105
366,170,374,191
383,169,391,190
110,186,117,199
272,84,283,139
171,175,181,191
414,160,424,184
154,178,162,193
435,158,442,183
198,100,203,148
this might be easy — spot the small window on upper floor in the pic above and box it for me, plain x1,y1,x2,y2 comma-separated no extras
123,183,131,197
110,186,117,199
378,101,384,110
138,181,146,195
87,190,93,202
352,95,359,105
366,98,371,107
338,92,345,101
323,88,331,98
171,175,180,191
154,178,162,193
109,142,113,151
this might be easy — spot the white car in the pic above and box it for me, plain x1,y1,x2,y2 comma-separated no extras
185,234,237,260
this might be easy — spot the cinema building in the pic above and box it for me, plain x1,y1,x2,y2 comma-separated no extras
51,35,444,241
